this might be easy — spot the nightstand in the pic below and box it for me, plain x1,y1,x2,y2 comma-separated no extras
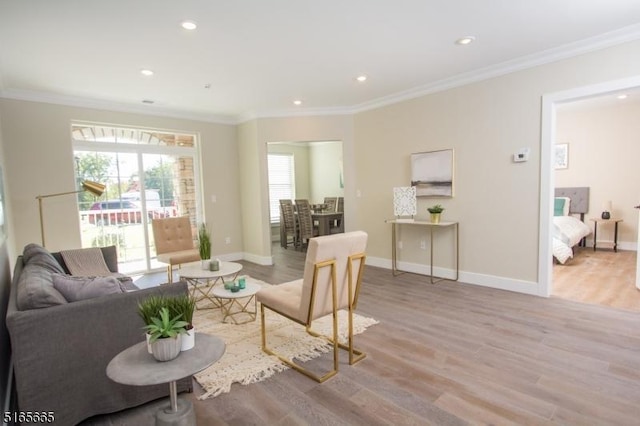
590,218,623,252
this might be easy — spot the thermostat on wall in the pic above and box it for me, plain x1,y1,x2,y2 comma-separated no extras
513,148,530,163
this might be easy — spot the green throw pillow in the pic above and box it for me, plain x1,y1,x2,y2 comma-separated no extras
554,198,566,216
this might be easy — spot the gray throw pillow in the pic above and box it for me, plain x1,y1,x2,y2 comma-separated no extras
52,274,126,302
16,263,68,310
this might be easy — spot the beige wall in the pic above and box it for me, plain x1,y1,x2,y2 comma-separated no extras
0,99,240,259
556,99,640,248
354,40,640,290
309,142,344,202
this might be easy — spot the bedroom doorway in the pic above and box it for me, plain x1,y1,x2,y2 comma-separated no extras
540,76,640,311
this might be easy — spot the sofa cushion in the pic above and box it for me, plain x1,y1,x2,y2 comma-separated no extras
52,274,127,302
23,243,66,274
16,244,68,310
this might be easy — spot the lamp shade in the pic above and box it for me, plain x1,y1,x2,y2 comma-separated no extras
81,180,106,197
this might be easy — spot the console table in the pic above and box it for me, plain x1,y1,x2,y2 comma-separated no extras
386,219,459,284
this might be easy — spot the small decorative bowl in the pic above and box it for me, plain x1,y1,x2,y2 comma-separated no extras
230,285,240,293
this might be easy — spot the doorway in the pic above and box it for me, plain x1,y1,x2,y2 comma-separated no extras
266,140,344,251
539,76,640,302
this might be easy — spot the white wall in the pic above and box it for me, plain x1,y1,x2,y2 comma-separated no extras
556,99,640,249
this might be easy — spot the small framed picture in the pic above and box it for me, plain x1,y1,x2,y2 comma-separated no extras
554,143,569,170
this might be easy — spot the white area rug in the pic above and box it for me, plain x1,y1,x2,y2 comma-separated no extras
192,277,379,399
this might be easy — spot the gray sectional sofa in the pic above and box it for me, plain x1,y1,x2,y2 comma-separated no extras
6,244,191,425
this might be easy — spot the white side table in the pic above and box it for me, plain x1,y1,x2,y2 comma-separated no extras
179,262,243,309
211,282,261,324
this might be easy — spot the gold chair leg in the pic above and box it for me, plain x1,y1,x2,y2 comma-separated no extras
167,265,173,284
261,304,339,383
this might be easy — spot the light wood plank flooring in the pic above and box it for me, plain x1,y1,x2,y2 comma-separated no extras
83,244,640,425
553,247,640,312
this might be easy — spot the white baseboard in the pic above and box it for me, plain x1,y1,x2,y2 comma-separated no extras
242,252,274,266
583,239,637,251
366,256,539,296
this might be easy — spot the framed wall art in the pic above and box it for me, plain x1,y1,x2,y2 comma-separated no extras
410,149,454,197
554,143,569,169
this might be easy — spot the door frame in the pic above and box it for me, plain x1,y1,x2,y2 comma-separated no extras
538,75,640,297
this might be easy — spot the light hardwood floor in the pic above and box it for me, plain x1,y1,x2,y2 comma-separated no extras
553,246,640,312
84,244,640,425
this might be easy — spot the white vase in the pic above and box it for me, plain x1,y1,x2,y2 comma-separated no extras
201,259,210,270
181,327,195,351
145,332,152,354
151,335,182,362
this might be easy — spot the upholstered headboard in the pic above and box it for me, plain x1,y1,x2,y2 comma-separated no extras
555,187,589,219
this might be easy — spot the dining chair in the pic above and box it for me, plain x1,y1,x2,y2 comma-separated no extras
152,216,201,284
295,199,318,249
279,199,298,249
257,231,368,382
323,197,338,212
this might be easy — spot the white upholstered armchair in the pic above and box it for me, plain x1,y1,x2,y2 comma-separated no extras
256,231,368,382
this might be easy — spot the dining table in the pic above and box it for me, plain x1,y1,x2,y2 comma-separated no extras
311,211,343,236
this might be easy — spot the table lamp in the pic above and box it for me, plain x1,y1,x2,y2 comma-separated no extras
36,180,105,246
393,186,417,222
601,200,612,220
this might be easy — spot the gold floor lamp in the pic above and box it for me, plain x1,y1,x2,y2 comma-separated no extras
36,180,106,247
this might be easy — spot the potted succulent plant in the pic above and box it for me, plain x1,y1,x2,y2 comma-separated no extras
427,204,445,224
144,307,188,362
169,294,197,351
198,223,212,269
138,295,167,354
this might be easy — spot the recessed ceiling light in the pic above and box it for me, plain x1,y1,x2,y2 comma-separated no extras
140,69,154,77
142,99,155,104
617,94,628,99
181,20,197,30
356,75,367,82
455,36,476,46
293,100,302,106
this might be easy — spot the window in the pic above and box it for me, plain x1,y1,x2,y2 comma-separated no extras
267,154,295,224
72,123,201,274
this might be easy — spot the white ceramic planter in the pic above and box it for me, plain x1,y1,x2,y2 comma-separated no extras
151,335,182,362
181,327,195,351
201,259,210,270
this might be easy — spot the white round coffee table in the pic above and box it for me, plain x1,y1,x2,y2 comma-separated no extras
179,262,243,310
211,282,261,324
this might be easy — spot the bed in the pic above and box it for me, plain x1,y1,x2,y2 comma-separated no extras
553,187,592,264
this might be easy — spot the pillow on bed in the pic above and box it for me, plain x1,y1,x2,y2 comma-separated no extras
554,197,571,216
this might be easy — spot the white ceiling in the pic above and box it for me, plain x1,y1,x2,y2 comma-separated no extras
1,0,640,123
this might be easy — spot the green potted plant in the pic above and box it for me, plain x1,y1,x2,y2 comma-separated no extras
169,294,197,351
144,307,189,361
138,295,167,354
198,223,212,269
427,204,444,224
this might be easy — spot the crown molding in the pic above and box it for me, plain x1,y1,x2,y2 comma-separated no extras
0,88,238,125
2,23,639,125
350,23,640,114
235,106,354,124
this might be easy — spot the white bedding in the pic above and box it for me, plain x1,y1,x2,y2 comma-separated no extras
552,216,591,263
